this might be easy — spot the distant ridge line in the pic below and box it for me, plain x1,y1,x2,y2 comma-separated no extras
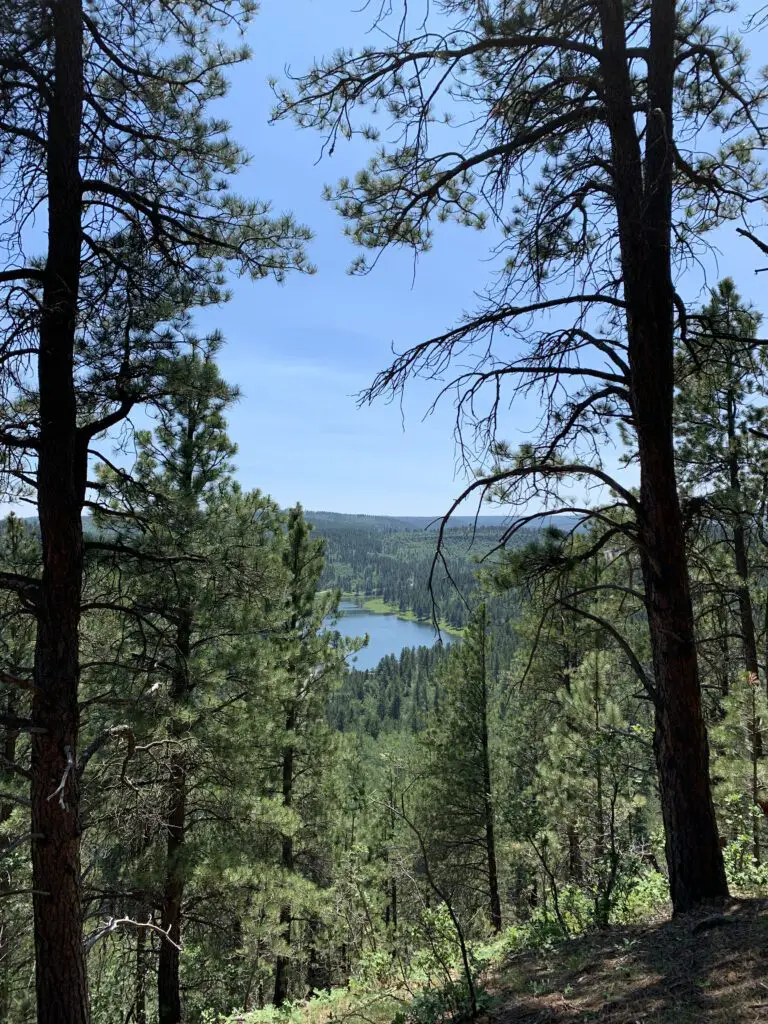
305,510,583,532
11,511,583,533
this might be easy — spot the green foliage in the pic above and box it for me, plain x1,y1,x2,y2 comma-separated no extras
676,280,768,506
711,671,768,861
329,643,449,736
417,605,502,931
316,520,523,633
722,837,768,893
393,978,492,1024
610,869,671,924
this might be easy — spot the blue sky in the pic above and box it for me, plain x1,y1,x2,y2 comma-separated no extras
3,1,503,520
189,1,768,516
196,1,500,517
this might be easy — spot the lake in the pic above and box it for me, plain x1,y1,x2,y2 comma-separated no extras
327,599,454,670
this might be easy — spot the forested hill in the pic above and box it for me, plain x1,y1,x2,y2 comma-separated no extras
305,510,582,532
308,512,546,629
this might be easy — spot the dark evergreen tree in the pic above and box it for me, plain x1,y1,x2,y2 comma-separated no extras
0,515,38,1020
271,506,353,1006
0,2,308,1017
82,338,286,1024
420,605,502,932
712,672,768,866
677,280,767,694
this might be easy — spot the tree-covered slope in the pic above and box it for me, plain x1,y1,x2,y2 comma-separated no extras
310,517,530,629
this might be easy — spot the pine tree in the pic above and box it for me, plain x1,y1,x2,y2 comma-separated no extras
0,515,38,1019
271,506,351,1006
0,3,309,1017
536,649,646,927
420,604,502,932
711,672,768,866
677,280,768,694
491,529,658,925
82,337,286,1023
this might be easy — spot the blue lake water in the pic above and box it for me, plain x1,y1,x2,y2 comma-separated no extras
326,599,454,671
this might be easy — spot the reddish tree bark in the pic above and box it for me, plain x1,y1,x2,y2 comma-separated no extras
601,0,727,910
30,0,91,1019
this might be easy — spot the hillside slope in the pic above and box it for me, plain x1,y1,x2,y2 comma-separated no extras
487,900,768,1023
305,511,583,532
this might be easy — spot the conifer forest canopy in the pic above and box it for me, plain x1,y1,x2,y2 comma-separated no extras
4,0,768,1022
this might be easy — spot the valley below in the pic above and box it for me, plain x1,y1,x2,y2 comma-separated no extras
327,598,455,671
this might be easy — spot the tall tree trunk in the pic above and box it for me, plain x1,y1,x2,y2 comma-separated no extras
477,606,502,932
135,926,148,1024
566,824,583,881
31,0,90,1019
600,0,727,911
640,478,728,910
158,610,191,1024
273,707,295,1008
158,753,185,1024
734,521,760,682
635,337,727,908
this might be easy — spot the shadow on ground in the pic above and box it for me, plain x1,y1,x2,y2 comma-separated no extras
487,898,768,1023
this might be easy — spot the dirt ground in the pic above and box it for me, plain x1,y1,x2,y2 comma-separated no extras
485,899,768,1023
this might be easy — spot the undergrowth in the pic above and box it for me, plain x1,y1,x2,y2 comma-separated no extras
208,856,768,1024
206,867,677,1024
